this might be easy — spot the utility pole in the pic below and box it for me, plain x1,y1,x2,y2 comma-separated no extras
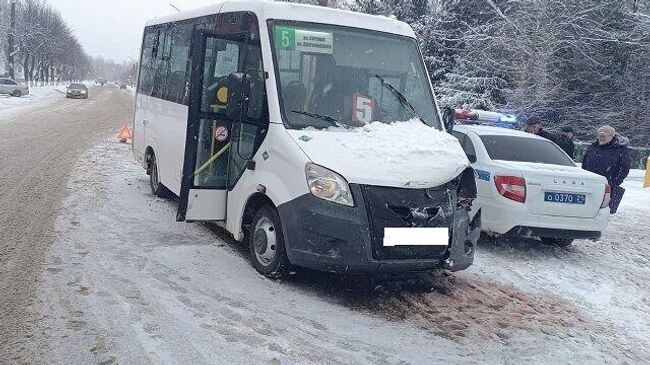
7,0,17,79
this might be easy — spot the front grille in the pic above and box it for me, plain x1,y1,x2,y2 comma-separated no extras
361,184,455,261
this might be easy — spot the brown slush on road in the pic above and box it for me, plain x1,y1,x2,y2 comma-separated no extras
0,87,133,362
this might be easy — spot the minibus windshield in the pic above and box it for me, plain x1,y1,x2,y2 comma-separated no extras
270,22,441,130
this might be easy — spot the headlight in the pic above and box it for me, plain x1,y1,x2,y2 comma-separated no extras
305,163,353,206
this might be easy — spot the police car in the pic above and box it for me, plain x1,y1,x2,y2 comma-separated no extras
451,125,611,246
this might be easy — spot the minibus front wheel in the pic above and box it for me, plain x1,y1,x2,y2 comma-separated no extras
249,205,290,278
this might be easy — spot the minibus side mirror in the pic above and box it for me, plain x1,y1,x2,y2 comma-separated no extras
443,107,455,132
226,72,251,124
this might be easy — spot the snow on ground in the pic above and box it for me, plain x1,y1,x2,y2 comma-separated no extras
626,168,646,182
33,139,649,364
0,85,67,120
472,177,650,362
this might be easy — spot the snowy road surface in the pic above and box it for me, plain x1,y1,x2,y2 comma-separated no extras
0,86,133,362
28,142,650,364
2,90,649,364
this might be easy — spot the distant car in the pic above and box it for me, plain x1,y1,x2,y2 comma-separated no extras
66,83,88,99
120,84,127,89
0,78,29,97
451,125,610,247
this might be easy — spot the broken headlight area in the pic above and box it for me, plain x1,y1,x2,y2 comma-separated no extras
452,167,478,209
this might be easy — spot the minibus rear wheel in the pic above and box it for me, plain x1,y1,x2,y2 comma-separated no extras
249,205,290,278
148,152,170,197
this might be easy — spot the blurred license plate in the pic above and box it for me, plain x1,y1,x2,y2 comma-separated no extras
544,192,586,204
383,227,449,247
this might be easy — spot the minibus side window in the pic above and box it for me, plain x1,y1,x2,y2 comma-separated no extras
151,26,166,99
137,26,158,96
200,40,240,114
228,42,268,188
159,21,192,104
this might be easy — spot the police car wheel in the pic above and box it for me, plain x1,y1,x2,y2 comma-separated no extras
249,205,290,278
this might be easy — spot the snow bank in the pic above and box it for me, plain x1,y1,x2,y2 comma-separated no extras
0,85,67,122
288,119,469,188
626,168,646,182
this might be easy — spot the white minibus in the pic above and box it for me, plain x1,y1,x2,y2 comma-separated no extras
133,0,481,277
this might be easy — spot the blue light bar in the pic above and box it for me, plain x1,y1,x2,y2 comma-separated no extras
499,114,517,123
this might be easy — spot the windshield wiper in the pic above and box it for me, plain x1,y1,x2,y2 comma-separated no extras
373,75,429,126
291,110,346,128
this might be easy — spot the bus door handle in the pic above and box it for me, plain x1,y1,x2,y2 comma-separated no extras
143,119,148,126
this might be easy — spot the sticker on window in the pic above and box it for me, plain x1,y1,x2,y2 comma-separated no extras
275,26,333,54
351,93,376,125
214,126,229,142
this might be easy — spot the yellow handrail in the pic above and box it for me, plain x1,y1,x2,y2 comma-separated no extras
194,142,231,176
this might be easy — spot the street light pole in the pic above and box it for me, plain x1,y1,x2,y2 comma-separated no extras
8,0,17,79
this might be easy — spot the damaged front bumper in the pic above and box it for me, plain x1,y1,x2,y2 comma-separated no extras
277,181,482,274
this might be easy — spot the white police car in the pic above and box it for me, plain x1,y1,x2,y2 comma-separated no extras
451,125,611,246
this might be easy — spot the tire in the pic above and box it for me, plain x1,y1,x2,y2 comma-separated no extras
540,237,574,247
248,205,290,278
148,153,170,197
11,90,22,97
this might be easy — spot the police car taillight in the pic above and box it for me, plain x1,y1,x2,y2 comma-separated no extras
601,184,611,209
495,175,526,203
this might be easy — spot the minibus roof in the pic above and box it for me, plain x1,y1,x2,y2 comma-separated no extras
145,0,415,38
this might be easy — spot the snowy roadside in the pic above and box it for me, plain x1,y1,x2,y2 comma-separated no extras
0,85,67,122
32,139,649,364
471,176,650,362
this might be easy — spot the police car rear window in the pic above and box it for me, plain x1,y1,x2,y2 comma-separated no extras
480,135,574,166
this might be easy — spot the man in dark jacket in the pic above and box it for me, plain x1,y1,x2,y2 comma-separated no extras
557,126,576,159
523,116,558,142
581,125,632,214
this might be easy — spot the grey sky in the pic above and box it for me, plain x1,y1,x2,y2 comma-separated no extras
45,0,220,62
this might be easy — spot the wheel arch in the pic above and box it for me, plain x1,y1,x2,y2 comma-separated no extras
241,192,277,238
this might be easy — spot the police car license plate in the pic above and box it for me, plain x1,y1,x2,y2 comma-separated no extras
544,192,586,204
383,227,449,246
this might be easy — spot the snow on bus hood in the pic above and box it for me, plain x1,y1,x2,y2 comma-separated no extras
287,119,470,188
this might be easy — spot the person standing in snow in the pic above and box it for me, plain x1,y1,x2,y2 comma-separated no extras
557,126,576,159
581,125,631,214
523,116,560,143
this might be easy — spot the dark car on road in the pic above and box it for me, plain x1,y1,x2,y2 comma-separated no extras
66,83,88,99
